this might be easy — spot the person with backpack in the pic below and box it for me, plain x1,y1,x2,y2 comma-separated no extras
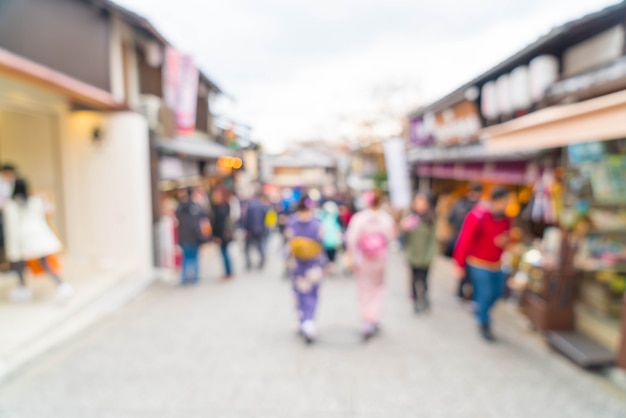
176,187,211,285
286,197,325,344
345,191,396,341
243,192,269,271
320,201,342,276
453,187,512,342
401,193,437,313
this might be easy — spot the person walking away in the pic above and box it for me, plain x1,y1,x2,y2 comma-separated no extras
401,193,437,313
192,186,211,214
4,179,73,302
211,189,234,280
176,188,209,285
320,201,342,276
339,201,355,231
346,192,396,341
447,184,483,301
453,187,512,342
286,197,325,344
243,193,269,270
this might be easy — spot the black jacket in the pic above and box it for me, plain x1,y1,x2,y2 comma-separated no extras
176,200,205,245
211,203,232,243
243,199,268,236
448,197,477,238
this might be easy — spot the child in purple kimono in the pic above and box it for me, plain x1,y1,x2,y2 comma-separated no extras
285,198,325,344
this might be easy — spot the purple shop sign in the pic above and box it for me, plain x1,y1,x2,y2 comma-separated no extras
409,117,434,147
484,161,528,184
431,163,455,178
416,163,432,176
463,162,484,181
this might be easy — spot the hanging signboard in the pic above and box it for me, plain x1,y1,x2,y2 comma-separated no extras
384,137,411,210
563,25,625,77
436,100,481,145
159,156,183,180
409,116,435,147
548,56,626,103
163,47,181,110
409,100,482,148
163,46,199,135
176,54,199,135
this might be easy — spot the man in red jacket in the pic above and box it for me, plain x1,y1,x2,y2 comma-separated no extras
453,187,512,342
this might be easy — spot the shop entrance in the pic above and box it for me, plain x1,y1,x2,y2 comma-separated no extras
0,108,66,243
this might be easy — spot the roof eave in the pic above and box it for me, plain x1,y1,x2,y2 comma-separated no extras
407,1,626,119
87,0,224,95
0,47,125,110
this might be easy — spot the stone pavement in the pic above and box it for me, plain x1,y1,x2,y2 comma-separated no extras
0,256,153,382
1,239,626,418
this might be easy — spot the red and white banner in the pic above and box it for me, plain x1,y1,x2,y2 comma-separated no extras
163,46,199,135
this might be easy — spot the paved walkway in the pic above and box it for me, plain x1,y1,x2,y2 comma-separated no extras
1,240,626,417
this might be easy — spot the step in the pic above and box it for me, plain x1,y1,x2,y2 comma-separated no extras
548,331,615,368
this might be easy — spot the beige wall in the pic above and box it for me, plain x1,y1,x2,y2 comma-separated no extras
0,109,65,239
64,111,153,272
0,74,68,241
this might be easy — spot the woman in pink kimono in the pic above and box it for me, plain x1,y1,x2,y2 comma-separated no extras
346,192,396,341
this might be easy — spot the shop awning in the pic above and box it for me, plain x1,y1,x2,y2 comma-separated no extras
417,160,535,185
484,89,626,153
0,47,123,110
407,143,540,163
267,149,336,169
157,137,235,160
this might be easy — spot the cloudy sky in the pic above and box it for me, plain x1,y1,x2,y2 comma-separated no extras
115,0,617,152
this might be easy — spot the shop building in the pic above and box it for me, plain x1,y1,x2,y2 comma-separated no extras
0,0,158,281
262,147,338,190
407,2,626,368
0,0,160,369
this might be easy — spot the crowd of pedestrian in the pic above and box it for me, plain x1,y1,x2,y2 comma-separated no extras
282,185,515,345
170,182,517,346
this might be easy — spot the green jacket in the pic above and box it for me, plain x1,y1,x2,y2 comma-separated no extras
403,218,437,268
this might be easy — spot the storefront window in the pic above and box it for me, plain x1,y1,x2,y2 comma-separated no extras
564,138,626,350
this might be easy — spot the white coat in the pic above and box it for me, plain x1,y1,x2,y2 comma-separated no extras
3,197,62,262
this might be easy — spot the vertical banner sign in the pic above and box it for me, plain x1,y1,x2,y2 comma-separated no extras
163,47,180,110
384,137,411,210
163,46,199,135
176,54,199,134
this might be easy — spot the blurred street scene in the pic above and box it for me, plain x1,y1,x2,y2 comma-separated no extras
1,243,626,417
2,0,626,416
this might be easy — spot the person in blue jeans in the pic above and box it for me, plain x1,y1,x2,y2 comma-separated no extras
453,187,512,342
176,188,206,285
466,266,506,328
243,193,269,270
211,189,233,280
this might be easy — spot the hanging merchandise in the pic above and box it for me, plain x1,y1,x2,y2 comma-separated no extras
530,170,561,224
